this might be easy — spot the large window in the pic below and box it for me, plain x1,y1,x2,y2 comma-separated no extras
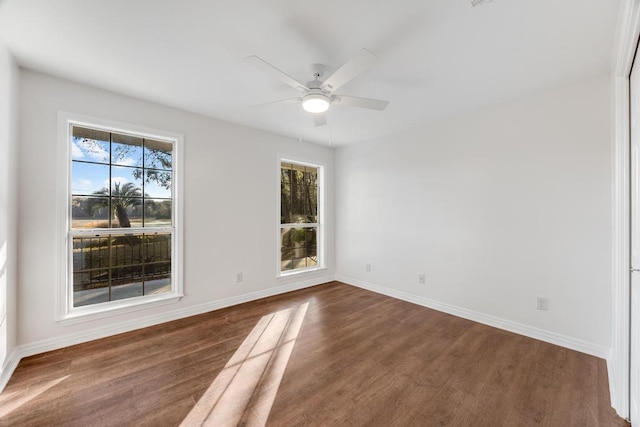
60,117,182,320
279,160,323,274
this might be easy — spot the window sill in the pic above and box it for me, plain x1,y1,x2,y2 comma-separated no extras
278,266,327,279
57,293,183,326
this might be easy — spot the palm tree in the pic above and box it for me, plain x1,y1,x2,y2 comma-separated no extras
88,182,141,227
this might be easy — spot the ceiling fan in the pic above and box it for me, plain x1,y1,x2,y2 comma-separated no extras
246,49,389,127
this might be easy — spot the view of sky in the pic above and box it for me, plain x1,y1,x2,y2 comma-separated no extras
71,136,172,199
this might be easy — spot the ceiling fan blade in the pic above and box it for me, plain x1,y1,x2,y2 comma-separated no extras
246,55,310,92
320,49,377,93
313,113,327,127
249,97,301,109
333,95,389,111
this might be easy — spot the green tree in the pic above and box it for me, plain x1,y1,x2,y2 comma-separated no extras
87,182,141,227
281,169,292,224
132,149,172,190
78,136,172,190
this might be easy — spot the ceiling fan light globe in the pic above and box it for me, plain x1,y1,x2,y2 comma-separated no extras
302,94,330,113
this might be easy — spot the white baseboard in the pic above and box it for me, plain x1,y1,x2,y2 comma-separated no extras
1,274,334,393
0,347,21,393
336,275,609,359
2,274,610,395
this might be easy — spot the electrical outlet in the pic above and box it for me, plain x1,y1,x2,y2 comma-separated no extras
236,272,243,283
418,274,426,284
366,263,371,272
536,297,549,311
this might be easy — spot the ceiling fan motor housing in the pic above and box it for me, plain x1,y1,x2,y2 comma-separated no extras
302,92,331,113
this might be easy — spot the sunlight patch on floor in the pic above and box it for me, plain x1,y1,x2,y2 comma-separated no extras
180,302,309,427
0,375,70,418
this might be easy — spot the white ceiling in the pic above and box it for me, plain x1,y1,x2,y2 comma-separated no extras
0,0,621,145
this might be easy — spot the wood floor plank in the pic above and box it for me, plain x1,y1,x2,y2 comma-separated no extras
0,282,629,426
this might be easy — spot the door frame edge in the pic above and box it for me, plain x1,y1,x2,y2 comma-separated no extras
612,0,640,420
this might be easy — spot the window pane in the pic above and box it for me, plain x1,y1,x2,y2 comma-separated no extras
73,269,109,291
71,232,172,308
72,126,110,143
144,199,172,227
144,139,172,171
143,275,171,296
143,170,172,198
108,166,142,229
112,134,143,167
111,165,143,190
280,227,317,272
72,161,110,195
143,234,171,263
108,197,142,228
281,163,318,224
73,269,111,307
110,266,144,301
71,127,110,163
72,196,110,229
145,262,171,286
280,168,292,224
72,236,110,270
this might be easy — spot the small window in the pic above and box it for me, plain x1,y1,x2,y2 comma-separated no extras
60,117,182,320
279,160,323,275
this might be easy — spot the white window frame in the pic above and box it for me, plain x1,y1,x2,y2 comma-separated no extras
57,112,184,324
277,156,325,277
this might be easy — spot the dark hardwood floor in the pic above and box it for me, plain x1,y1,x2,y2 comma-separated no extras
0,282,629,426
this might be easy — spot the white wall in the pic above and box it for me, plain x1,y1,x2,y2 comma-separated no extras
12,66,613,360
335,75,612,354
0,43,18,379
17,70,334,348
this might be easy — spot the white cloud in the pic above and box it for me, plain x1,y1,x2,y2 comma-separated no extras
73,137,139,165
71,141,84,159
76,139,109,163
107,176,130,188
118,157,138,167
72,179,93,191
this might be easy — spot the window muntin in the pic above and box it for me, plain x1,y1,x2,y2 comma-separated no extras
68,124,176,311
280,161,322,274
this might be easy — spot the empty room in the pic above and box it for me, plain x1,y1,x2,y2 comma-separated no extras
0,0,638,425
